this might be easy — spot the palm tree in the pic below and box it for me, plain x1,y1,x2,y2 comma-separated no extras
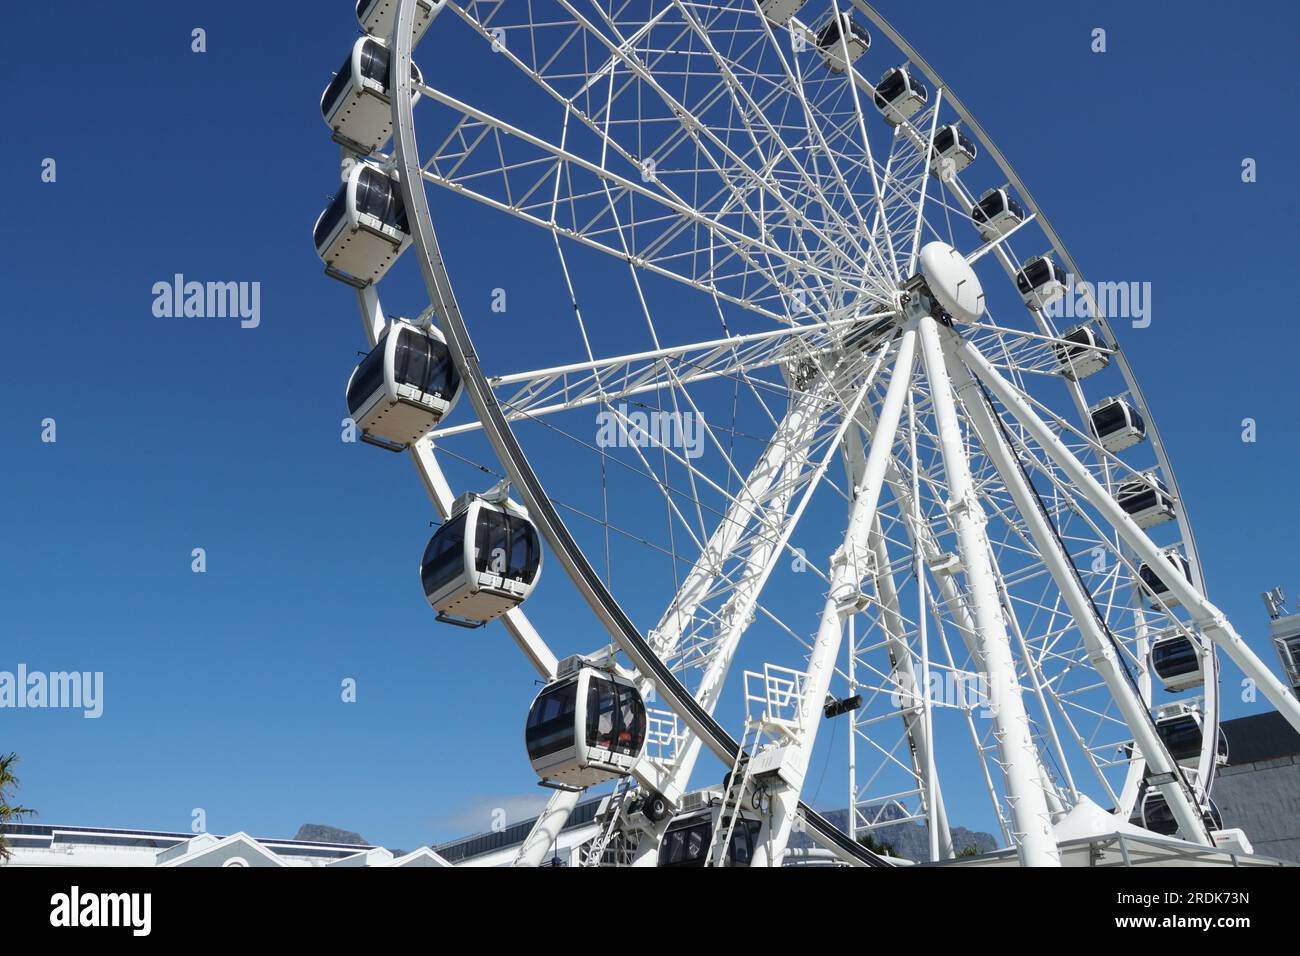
0,752,35,863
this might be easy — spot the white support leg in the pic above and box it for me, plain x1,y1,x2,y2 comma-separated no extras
513,789,582,867
940,332,1211,844
756,323,921,866
916,314,1060,867
959,337,1300,737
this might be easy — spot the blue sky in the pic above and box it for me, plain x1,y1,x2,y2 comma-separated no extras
2,0,1298,851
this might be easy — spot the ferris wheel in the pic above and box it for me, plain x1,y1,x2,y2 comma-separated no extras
315,0,1300,866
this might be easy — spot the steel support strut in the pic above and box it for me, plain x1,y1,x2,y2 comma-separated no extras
916,314,1060,866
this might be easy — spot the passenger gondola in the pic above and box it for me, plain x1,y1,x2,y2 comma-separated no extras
759,0,808,27
1138,548,1192,608
526,660,647,789
657,805,762,867
1138,784,1221,837
1150,629,1204,692
929,124,976,175
314,163,411,287
1089,396,1146,453
1116,472,1175,528
320,37,422,154
1154,700,1228,767
1053,324,1110,379
873,65,929,125
346,320,462,450
816,12,870,72
970,187,1025,241
421,493,542,625
1015,255,1067,310
356,0,442,44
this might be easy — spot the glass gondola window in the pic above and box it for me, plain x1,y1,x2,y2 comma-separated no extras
322,52,357,115
1156,714,1203,762
356,167,409,233
421,514,468,599
1017,258,1056,295
1152,636,1197,674
585,676,646,756
525,678,579,761
313,192,350,251
394,325,460,400
361,40,392,91
474,509,541,583
346,335,390,417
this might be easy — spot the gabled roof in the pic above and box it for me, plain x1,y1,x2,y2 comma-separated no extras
157,831,290,868
328,846,396,867
386,847,453,868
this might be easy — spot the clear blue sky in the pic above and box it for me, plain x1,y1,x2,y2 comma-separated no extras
2,0,1297,851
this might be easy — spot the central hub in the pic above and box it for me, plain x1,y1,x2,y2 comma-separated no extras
916,241,985,324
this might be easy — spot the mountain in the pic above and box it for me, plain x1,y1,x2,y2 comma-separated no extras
293,824,368,846
790,803,996,861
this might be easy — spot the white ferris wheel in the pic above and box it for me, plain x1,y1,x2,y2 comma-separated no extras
314,0,1300,867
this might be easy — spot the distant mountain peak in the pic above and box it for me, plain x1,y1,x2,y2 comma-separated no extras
293,824,368,846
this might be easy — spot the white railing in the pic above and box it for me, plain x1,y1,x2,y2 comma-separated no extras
645,708,685,765
743,662,808,735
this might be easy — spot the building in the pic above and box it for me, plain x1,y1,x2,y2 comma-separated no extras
1213,711,1300,862
0,824,451,868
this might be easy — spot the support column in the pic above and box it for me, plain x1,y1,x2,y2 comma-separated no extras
916,314,1060,867
513,789,582,867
